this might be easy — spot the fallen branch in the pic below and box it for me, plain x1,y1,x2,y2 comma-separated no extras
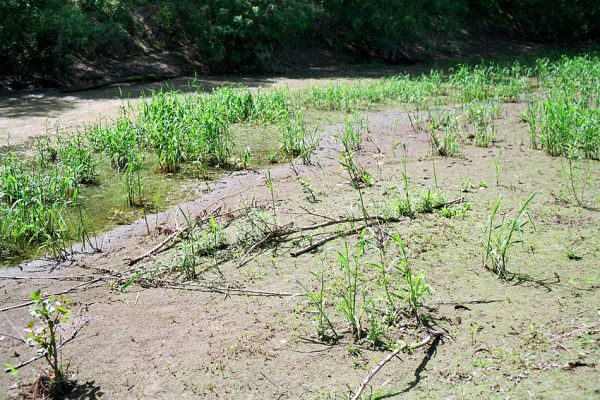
236,232,273,269
0,275,91,282
0,266,141,313
350,333,438,400
290,226,366,257
0,280,101,313
148,280,298,297
429,299,504,306
127,207,238,266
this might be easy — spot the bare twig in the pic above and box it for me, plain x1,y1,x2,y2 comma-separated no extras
0,275,91,282
290,226,366,257
237,233,273,269
0,266,141,313
259,371,298,399
429,299,504,306
0,280,101,313
149,280,298,297
1,311,25,342
127,206,248,266
350,333,438,400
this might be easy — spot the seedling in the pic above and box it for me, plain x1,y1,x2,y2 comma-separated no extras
298,177,317,203
25,291,73,396
265,171,276,218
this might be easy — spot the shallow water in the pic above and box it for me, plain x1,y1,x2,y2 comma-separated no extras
0,124,283,267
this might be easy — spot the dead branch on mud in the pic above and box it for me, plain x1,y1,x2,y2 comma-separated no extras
0,265,142,312
142,279,298,297
350,332,441,400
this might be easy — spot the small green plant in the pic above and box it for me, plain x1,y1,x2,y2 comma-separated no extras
440,203,471,219
25,290,73,396
483,193,536,279
415,189,446,213
403,267,430,324
124,160,145,208
339,151,372,189
56,135,97,184
300,271,338,341
465,100,499,147
265,171,276,218
339,113,365,152
561,157,594,208
426,114,460,157
298,177,317,203
565,246,582,261
399,143,413,217
335,238,366,341
35,134,58,167
178,209,199,280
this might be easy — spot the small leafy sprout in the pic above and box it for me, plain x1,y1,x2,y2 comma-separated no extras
265,171,276,218
300,271,338,342
243,147,252,169
391,234,430,324
566,246,582,261
415,189,446,213
440,202,471,219
298,177,317,203
25,290,73,396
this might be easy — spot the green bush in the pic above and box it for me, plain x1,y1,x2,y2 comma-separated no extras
1,1,599,79
0,0,129,75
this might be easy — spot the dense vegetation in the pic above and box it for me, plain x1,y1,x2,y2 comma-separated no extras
1,53,598,262
1,0,599,79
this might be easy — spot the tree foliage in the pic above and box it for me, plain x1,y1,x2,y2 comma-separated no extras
1,0,598,78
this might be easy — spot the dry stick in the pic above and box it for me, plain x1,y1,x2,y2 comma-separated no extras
293,198,462,234
127,182,259,266
350,333,436,400
0,280,100,313
259,371,299,400
0,275,91,282
429,299,504,306
0,265,141,313
236,232,273,269
1,311,25,342
290,227,364,258
127,208,227,266
289,199,464,257
154,281,297,297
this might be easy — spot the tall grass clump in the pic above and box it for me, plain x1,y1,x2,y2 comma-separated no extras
465,100,500,147
483,193,536,279
296,76,434,112
86,115,142,171
528,55,600,160
279,111,319,164
0,154,78,258
425,113,461,157
251,88,289,122
449,63,531,103
138,89,233,171
56,135,97,184
302,233,431,347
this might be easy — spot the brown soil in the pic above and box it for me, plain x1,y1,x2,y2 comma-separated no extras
1,98,599,399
